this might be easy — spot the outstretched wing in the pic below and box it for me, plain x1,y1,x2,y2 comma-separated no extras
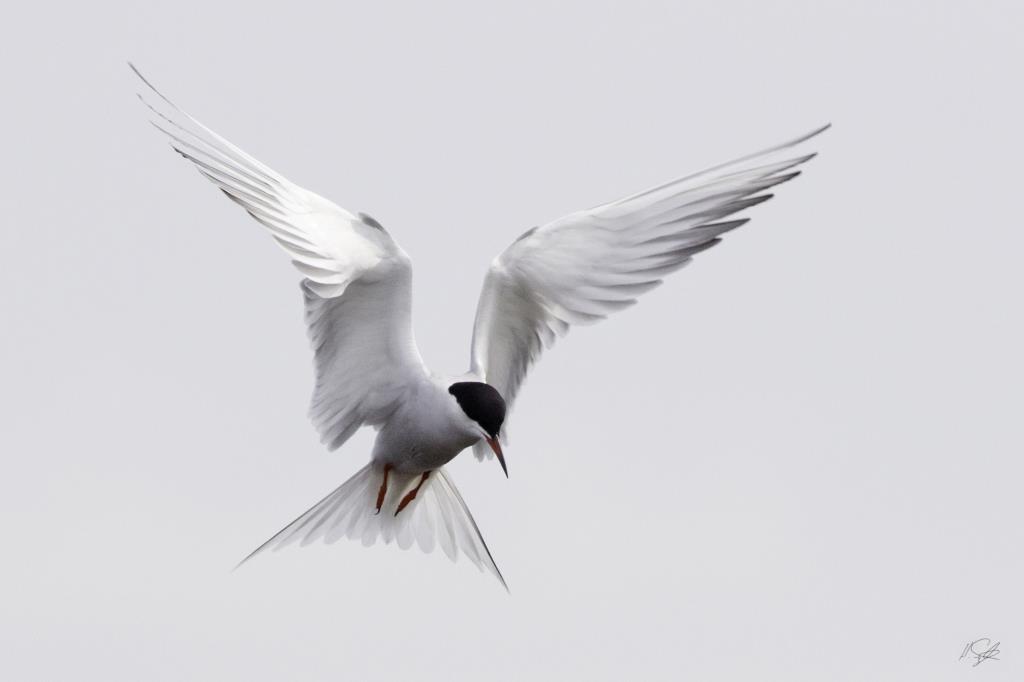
469,125,828,459
134,65,427,450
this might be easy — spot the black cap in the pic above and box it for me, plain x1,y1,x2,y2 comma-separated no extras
448,382,506,438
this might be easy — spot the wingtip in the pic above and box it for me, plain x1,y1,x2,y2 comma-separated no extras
788,123,832,148
127,60,146,83
128,61,178,111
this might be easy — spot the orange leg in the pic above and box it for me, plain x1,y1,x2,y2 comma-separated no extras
375,464,391,515
394,471,431,516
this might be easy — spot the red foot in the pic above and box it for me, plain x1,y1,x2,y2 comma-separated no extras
375,464,391,515
394,471,430,516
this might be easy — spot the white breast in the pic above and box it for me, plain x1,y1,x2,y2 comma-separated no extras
370,376,483,473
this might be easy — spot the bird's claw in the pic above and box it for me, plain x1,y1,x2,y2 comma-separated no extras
375,465,391,515
394,471,430,516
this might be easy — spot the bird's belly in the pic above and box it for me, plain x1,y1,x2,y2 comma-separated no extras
372,422,478,474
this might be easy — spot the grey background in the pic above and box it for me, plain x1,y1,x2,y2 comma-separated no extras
2,1,1021,680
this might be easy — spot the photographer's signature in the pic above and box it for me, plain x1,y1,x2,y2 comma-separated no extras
959,638,1000,667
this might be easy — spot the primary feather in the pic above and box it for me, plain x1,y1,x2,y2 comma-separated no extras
468,125,828,460
133,64,428,452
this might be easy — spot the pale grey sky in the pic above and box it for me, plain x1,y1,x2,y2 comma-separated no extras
1,1,1022,680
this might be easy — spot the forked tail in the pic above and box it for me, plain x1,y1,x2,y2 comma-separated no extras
236,464,507,589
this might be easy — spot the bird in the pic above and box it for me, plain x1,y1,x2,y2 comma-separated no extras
132,64,827,589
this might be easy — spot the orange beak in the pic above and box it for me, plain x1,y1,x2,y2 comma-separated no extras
486,436,508,478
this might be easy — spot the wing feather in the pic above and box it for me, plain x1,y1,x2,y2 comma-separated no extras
468,126,828,460
134,65,426,451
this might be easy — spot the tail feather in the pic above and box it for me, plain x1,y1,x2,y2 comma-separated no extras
236,464,507,590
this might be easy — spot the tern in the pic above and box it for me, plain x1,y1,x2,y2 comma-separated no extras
133,65,827,588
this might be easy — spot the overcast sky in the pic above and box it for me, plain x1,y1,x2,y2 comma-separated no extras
2,1,1022,680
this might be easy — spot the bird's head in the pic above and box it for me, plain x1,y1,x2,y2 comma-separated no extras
448,381,508,477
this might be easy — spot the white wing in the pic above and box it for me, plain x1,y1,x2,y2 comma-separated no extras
469,125,828,459
134,65,427,450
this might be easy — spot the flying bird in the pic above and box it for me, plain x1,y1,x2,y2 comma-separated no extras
132,64,827,589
